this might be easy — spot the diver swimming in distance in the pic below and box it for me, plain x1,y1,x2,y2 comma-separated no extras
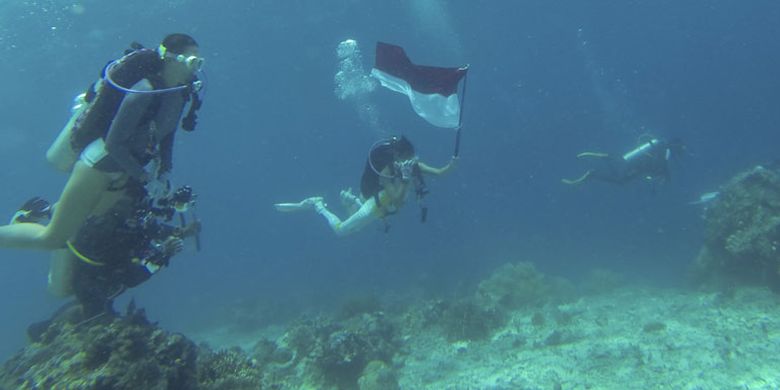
562,135,686,187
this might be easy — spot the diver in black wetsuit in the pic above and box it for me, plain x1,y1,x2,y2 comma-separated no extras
66,182,200,317
562,137,686,186
25,182,200,340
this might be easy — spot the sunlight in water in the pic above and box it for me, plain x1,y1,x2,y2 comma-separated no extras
404,0,464,61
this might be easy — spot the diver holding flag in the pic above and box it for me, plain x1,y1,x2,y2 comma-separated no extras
275,42,464,235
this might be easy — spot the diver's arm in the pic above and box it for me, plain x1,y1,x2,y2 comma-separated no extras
154,93,187,176
418,157,457,176
104,79,155,180
158,131,176,175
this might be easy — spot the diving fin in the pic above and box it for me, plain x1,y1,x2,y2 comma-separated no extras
10,196,52,224
562,170,593,185
274,197,325,212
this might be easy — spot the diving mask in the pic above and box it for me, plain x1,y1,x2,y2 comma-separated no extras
158,44,205,71
173,54,205,71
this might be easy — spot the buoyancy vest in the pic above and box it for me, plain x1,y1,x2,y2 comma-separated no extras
360,143,428,219
361,142,395,200
70,48,164,153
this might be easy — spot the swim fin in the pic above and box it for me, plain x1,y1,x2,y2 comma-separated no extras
577,152,610,159
274,197,325,212
562,170,593,185
10,196,53,224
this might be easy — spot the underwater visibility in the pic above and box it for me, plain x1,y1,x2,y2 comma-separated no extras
1,1,780,389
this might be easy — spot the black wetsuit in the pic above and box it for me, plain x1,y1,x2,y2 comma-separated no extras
71,80,189,315
95,79,188,180
360,143,427,206
588,140,673,185
70,186,180,316
26,192,182,340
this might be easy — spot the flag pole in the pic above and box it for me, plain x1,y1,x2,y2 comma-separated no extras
453,66,469,158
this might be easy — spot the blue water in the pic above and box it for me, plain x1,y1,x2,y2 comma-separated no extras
1,0,779,359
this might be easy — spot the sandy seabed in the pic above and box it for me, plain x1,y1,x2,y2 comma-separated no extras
396,287,780,390
192,285,780,390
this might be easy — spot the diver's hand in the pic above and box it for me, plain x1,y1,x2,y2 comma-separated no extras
448,156,459,168
161,236,185,257
442,156,458,174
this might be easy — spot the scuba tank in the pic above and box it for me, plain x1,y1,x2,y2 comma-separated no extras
46,40,210,173
46,48,164,172
46,92,92,172
622,138,660,162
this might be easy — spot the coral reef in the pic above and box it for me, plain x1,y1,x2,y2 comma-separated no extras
694,165,780,291
0,302,401,390
196,347,262,390
395,261,577,343
357,360,399,390
276,311,400,389
4,261,780,389
419,298,505,342
476,261,574,310
393,261,579,344
0,304,200,389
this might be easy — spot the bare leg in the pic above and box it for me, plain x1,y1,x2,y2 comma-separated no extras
48,249,77,297
0,161,112,250
340,188,363,215
316,197,379,236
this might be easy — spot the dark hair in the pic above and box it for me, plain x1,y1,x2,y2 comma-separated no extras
392,136,415,160
370,136,415,169
360,135,416,198
162,33,198,54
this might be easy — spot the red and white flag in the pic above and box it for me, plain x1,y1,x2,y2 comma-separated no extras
370,42,468,129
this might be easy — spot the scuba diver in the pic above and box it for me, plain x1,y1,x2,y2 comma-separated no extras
25,182,201,339
562,136,686,186
275,136,456,236
60,183,199,316
0,33,204,254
